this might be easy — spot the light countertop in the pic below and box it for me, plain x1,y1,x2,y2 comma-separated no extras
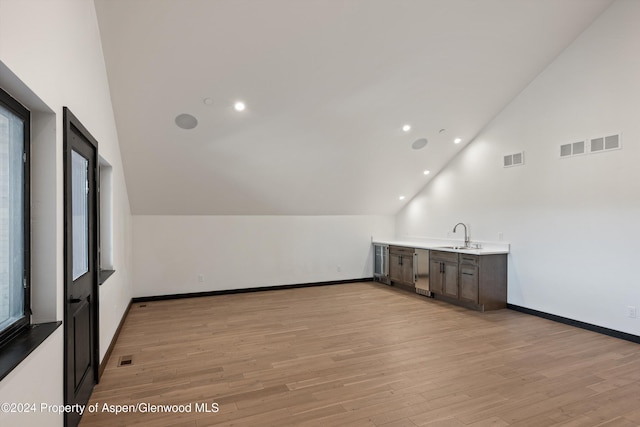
372,239,509,255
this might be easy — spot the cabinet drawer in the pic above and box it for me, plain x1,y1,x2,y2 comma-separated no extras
389,246,415,256
459,254,479,266
430,250,459,263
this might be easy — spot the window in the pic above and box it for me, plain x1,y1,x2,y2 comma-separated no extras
98,157,114,271
0,87,30,345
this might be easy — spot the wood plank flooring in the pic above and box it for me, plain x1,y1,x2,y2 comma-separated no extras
80,282,640,426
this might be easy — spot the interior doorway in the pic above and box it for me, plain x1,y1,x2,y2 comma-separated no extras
63,107,99,427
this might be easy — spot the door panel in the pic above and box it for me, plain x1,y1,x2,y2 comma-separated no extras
459,265,479,303
389,253,402,283
401,256,414,285
429,261,443,294
64,108,99,427
73,299,92,389
443,262,459,298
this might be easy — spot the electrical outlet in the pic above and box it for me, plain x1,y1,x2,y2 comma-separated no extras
498,232,504,241
337,266,342,272
198,274,205,283
627,306,637,319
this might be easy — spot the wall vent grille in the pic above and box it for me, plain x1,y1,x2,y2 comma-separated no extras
504,151,524,168
560,141,586,158
560,133,621,158
590,133,621,153
590,137,604,152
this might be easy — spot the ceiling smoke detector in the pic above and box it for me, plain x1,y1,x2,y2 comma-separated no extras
174,113,198,130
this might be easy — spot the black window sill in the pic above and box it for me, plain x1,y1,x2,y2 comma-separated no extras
99,269,116,285
0,322,62,382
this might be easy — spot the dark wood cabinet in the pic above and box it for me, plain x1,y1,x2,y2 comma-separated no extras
389,252,403,283
429,259,443,294
430,250,459,298
458,254,479,304
389,246,415,286
474,254,508,311
458,261,479,303
443,262,459,298
430,251,507,312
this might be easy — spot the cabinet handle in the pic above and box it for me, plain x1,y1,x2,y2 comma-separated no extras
462,272,474,276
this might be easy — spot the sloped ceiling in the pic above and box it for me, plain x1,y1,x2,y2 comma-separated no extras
94,0,612,215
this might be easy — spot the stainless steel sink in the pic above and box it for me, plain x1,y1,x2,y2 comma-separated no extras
438,246,474,250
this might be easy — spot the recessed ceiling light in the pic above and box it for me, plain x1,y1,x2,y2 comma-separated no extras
423,170,430,175
412,138,428,150
402,124,411,132
234,101,246,112
174,113,198,130
399,195,406,200
454,138,462,144
203,97,213,105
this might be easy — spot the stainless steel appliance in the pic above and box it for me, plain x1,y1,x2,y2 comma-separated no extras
414,249,430,296
373,243,390,284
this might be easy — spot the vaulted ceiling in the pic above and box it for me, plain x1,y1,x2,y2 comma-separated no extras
94,0,612,215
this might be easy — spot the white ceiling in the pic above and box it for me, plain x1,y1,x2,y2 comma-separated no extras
94,0,612,215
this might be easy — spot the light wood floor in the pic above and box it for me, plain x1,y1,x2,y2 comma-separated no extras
80,282,640,427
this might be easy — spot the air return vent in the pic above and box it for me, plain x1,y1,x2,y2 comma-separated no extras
503,151,524,168
590,138,604,152
590,133,620,153
560,141,586,158
561,133,621,159
118,355,133,367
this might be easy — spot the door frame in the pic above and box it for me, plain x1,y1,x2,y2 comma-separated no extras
63,107,100,426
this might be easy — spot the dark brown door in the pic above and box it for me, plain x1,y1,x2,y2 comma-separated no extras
459,265,479,303
401,255,414,285
429,260,443,294
63,108,99,427
389,253,402,283
443,262,459,298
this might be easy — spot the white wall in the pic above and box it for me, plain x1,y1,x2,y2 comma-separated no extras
133,215,394,297
0,1,133,425
397,0,640,336
0,329,63,426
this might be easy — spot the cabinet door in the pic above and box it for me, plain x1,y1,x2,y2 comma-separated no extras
459,264,479,303
389,253,402,283
401,255,414,285
429,260,443,294
443,262,459,298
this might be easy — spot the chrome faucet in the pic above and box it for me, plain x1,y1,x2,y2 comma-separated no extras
453,222,470,248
